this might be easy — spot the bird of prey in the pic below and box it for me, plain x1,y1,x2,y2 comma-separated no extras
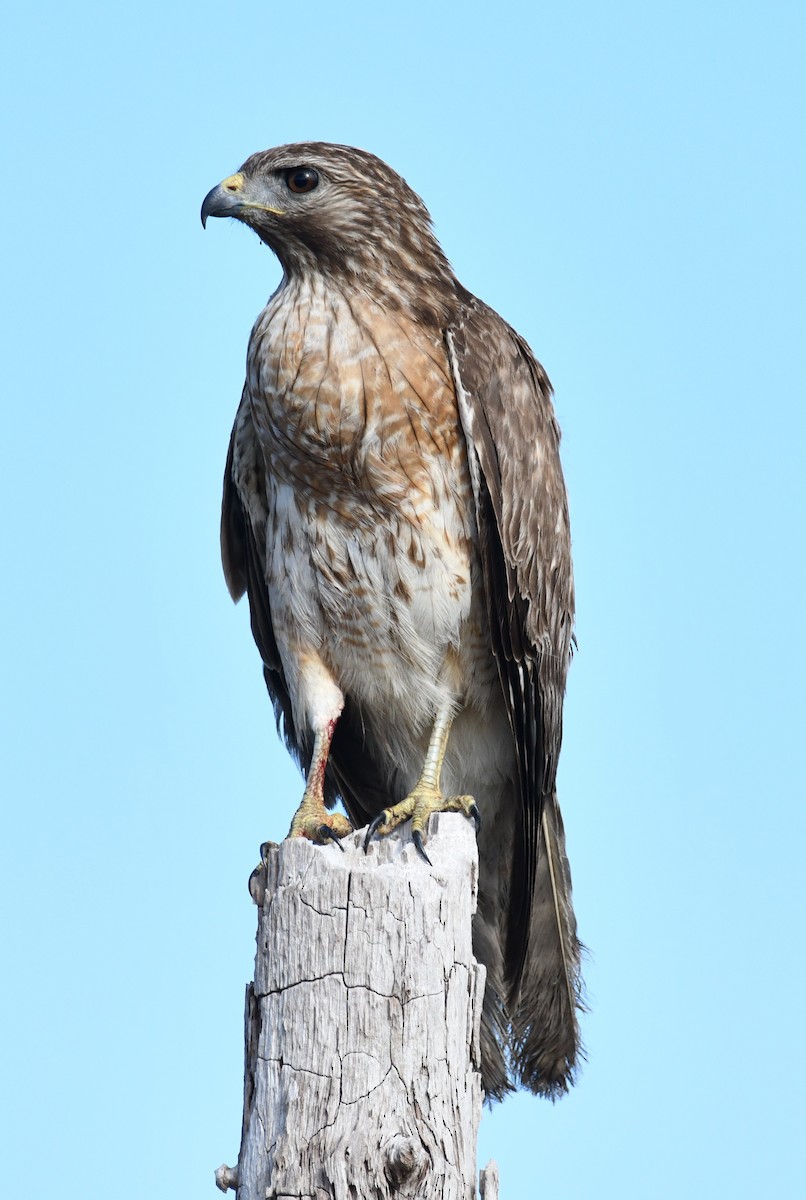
201,143,583,1099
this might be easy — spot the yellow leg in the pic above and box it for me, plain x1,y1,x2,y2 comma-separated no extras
288,718,352,846
364,702,480,863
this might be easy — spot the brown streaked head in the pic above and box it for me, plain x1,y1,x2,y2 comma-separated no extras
201,142,458,320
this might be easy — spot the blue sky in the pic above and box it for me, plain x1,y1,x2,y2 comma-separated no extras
2,2,804,1196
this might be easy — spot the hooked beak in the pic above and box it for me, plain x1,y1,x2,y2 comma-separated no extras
201,171,285,227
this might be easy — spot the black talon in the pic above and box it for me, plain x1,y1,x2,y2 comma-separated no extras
412,829,432,866
364,811,388,853
469,803,482,833
319,825,345,850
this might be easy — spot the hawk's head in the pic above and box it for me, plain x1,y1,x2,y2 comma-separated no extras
202,142,457,319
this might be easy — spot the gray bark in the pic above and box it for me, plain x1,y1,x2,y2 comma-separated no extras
216,812,499,1199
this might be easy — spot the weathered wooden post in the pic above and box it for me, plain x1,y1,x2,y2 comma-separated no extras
215,812,499,1199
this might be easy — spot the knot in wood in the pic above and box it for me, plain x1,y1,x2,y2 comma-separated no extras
214,1163,238,1192
383,1135,428,1189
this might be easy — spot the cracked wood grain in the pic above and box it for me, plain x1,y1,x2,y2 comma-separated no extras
217,813,497,1199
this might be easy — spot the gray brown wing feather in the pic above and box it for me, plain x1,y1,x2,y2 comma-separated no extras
221,396,305,772
449,302,574,790
448,295,583,1094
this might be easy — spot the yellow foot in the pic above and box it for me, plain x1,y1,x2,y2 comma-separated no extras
288,794,352,848
363,785,481,864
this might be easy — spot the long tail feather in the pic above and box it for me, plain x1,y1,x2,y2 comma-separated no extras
473,892,515,1102
509,791,584,1097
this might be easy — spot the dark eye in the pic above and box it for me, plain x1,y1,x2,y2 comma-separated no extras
285,168,319,194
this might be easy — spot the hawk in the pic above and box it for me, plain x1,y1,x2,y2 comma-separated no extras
201,143,583,1099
